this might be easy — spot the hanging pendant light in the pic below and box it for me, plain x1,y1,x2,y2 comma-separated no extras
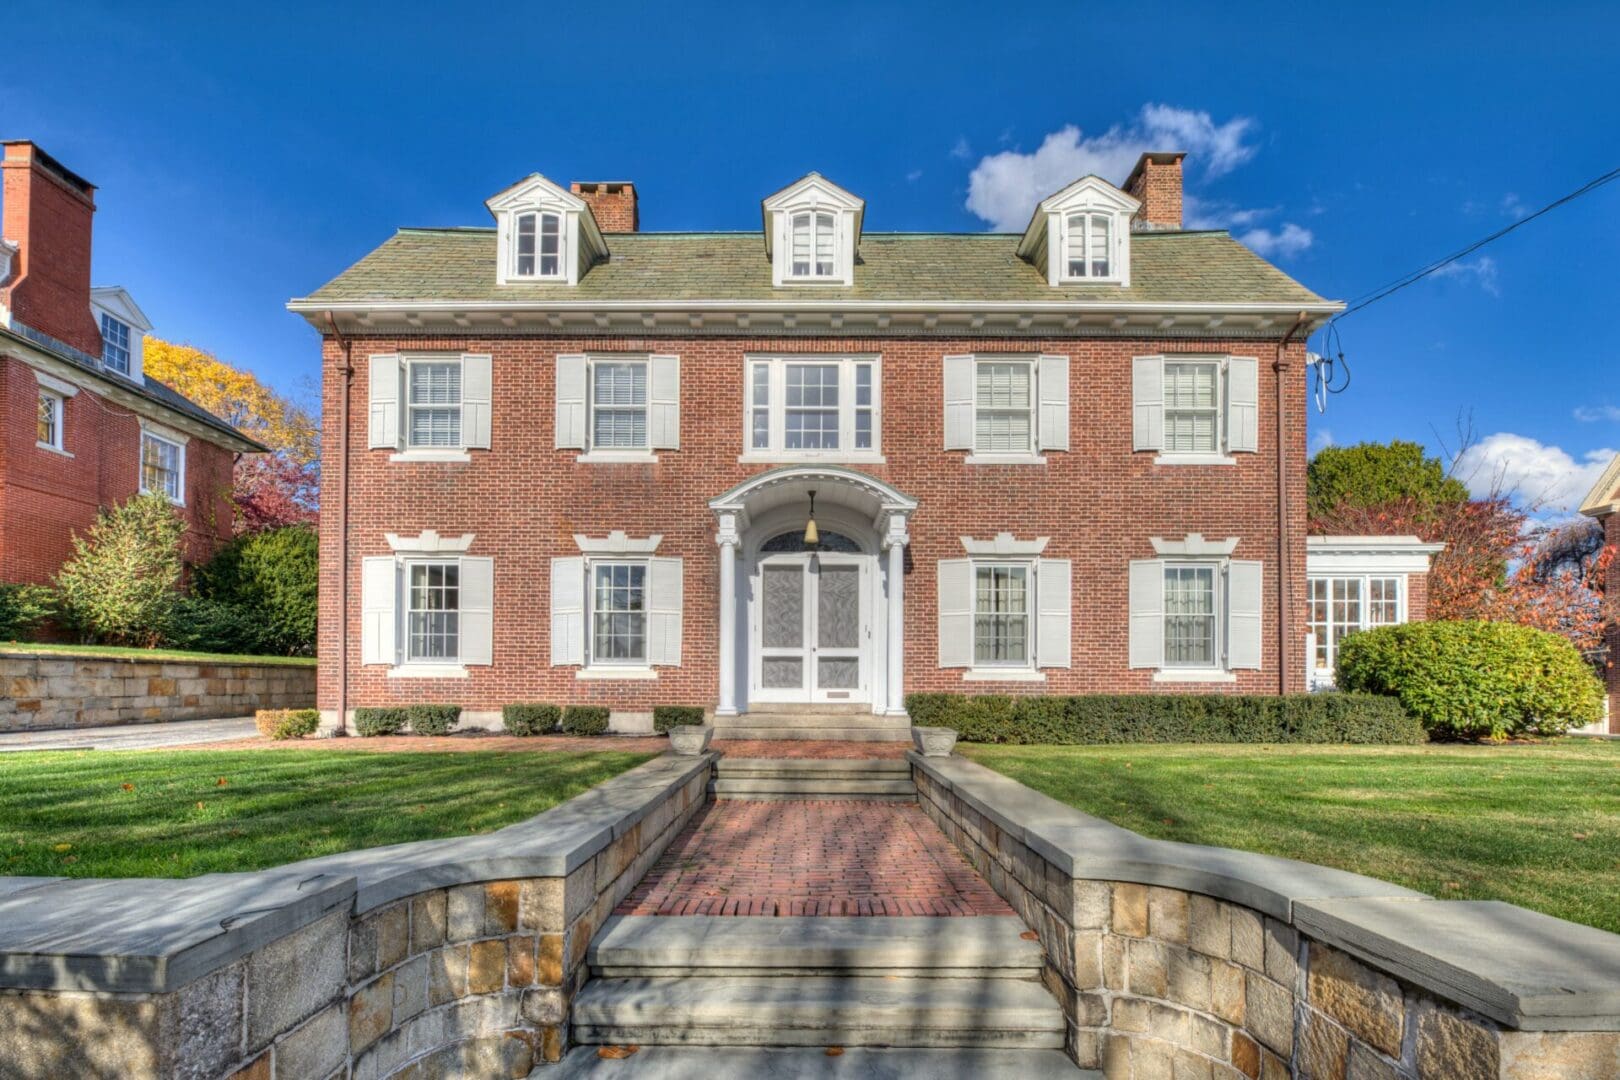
804,489,820,547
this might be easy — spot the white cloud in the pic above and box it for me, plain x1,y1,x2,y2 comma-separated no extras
1501,192,1527,219
1309,428,1334,456
1431,255,1500,296
964,106,1258,231
905,169,923,183
950,136,972,160
1573,404,1620,423
1239,223,1315,259
1453,433,1616,512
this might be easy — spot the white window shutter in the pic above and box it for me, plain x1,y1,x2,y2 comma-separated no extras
361,556,398,665
942,355,975,450
368,355,401,450
554,354,588,450
1038,354,1070,452
1228,560,1264,669
458,556,495,665
648,556,684,666
1128,559,1164,669
1036,558,1072,669
937,559,973,668
1132,357,1164,452
549,556,585,666
462,354,493,450
1226,357,1259,453
649,354,681,450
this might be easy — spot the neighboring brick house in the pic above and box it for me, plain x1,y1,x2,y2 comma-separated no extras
1579,453,1620,732
1303,535,1444,690
293,154,1371,733
0,141,263,585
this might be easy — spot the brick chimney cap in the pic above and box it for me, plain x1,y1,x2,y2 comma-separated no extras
2,140,96,197
1123,151,1185,191
570,181,636,192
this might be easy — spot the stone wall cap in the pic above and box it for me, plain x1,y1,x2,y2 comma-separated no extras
0,649,317,671
1296,897,1620,1031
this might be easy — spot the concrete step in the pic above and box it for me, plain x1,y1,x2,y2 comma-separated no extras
715,759,911,777
711,726,912,742
710,778,916,798
588,916,1044,979
716,712,907,729
548,1045,1097,1078
725,704,876,716
570,974,1067,1049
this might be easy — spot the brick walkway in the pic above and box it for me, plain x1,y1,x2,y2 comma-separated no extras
616,799,1012,917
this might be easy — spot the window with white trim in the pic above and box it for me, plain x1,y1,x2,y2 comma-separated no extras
591,360,649,450
973,563,1031,667
407,358,463,449
513,211,562,279
974,360,1035,454
140,431,184,503
1308,575,1402,673
37,390,63,451
1163,564,1220,668
746,356,878,457
1064,212,1113,279
101,314,131,374
590,560,647,666
789,212,836,279
1162,361,1221,455
406,561,461,662
1132,355,1258,461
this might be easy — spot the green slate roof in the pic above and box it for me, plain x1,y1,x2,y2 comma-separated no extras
301,228,1330,307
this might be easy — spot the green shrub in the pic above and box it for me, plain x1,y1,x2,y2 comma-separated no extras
406,704,461,736
561,706,611,736
905,692,1424,745
193,526,317,656
162,596,269,655
653,706,706,733
54,493,186,646
503,704,562,736
0,584,56,641
1336,621,1604,740
255,708,320,740
353,707,409,737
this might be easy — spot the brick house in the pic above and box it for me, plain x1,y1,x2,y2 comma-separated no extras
0,141,263,585
1580,453,1620,732
292,153,1442,735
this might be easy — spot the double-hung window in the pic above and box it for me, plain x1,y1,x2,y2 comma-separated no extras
101,314,132,374
746,356,879,458
406,561,461,662
140,431,184,503
1163,361,1221,455
789,212,836,279
974,360,1035,455
1064,212,1113,279
973,564,1031,667
407,359,463,449
1163,564,1219,669
591,360,649,451
590,561,647,666
1133,355,1258,462
37,391,63,451
514,211,562,278
1308,575,1402,674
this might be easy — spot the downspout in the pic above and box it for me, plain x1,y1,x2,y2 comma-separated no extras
1275,311,1310,695
325,312,353,735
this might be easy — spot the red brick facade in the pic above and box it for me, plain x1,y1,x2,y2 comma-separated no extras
1,142,103,357
570,183,638,233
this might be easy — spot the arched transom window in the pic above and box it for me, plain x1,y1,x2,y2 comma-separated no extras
1065,212,1113,279
761,530,862,554
790,212,836,278
515,211,562,278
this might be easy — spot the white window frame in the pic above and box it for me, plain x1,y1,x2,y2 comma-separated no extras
405,355,465,451
740,354,882,463
1054,206,1129,286
511,210,564,280
586,557,651,671
101,313,132,374
36,390,65,453
788,211,838,280
403,558,463,665
1308,574,1406,680
139,429,186,506
971,560,1035,671
1162,561,1224,672
971,357,1038,459
587,356,651,455
1162,359,1224,458
1063,211,1115,280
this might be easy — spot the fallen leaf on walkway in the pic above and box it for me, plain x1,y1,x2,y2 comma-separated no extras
597,1046,639,1060
1020,930,1039,941
825,1047,845,1057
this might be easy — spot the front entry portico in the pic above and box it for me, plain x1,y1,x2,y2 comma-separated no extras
710,466,916,717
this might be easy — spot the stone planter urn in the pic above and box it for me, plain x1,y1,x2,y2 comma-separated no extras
668,725,713,756
911,726,958,757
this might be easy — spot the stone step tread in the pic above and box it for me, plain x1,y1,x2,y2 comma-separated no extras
716,758,912,773
711,727,913,742
589,916,1044,973
711,779,917,796
548,1045,1096,1078
712,793,919,803
714,717,911,729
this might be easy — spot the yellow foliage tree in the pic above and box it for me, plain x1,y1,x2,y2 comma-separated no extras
142,337,319,466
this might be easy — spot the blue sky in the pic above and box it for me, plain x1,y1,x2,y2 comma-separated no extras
5,1,1617,510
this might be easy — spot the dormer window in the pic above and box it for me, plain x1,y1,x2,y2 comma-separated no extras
100,313,132,374
790,212,836,279
1064,213,1113,279
89,287,152,381
763,173,864,287
1017,175,1138,287
486,173,608,287
515,211,562,278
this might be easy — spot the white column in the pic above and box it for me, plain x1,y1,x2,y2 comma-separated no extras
883,514,910,717
715,512,740,716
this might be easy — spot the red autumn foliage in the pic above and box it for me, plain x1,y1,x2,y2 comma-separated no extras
232,454,318,533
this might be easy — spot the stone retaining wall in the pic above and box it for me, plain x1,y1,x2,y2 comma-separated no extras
912,754,1620,1079
0,651,316,732
0,753,710,1079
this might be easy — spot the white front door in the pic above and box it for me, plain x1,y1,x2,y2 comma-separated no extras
752,553,870,703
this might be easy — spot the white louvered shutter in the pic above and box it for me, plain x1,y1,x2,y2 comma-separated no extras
554,354,588,449
368,355,402,450
1038,354,1070,452
937,559,973,668
648,557,684,666
1035,558,1072,669
1227,560,1264,670
550,557,585,666
361,556,397,665
1132,357,1164,452
1226,357,1259,454
649,354,681,450
1128,559,1164,669
462,354,492,450
942,355,976,450
457,557,494,666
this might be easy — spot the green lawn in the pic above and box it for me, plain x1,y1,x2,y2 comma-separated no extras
963,740,1620,933
0,641,316,666
0,749,655,878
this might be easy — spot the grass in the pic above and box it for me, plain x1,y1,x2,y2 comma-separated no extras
0,641,317,666
963,740,1620,933
0,748,656,878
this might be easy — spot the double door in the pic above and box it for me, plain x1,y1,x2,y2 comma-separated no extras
751,553,869,703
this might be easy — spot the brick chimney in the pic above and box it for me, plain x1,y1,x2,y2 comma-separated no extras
570,182,638,233
1123,152,1185,231
1,141,102,355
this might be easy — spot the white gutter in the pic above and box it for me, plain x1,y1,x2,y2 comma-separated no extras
289,297,1344,316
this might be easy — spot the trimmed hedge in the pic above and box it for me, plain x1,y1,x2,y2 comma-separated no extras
254,708,320,741
1336,621,1605,740
561,705,611,736
503,704,562,736
654,706,706,733
904,692,1425,746
407,704,461,736
353,708,409,737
